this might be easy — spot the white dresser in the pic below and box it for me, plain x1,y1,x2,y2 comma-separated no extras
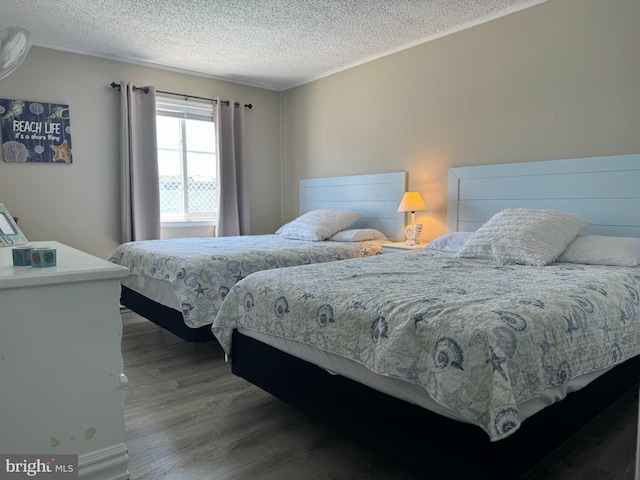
0,241,130,480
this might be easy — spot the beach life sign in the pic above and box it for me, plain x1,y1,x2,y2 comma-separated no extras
0,99,72,163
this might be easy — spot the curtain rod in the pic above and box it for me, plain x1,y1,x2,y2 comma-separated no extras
110,82,252,109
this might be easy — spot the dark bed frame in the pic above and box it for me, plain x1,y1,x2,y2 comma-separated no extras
231,329,639,480
121,286,215,342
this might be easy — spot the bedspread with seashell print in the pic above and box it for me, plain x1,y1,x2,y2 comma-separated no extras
212,249,640,441
109,234,384,328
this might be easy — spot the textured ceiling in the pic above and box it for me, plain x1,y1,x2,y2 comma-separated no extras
1,0,545,91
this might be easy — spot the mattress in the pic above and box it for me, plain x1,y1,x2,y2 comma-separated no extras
212,249,640,441
110,234,384,328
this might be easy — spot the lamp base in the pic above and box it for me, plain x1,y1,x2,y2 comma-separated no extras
404,224,423,245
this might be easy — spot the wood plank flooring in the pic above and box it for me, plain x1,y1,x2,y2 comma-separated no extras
121,311,638,479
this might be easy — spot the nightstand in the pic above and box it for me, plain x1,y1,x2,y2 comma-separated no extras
381,242,425,254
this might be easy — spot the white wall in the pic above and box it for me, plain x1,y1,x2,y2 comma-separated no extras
0,47,282,258
280,0,640,242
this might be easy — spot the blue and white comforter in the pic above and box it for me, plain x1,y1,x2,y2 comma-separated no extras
109,234,383,328
212,249,640,441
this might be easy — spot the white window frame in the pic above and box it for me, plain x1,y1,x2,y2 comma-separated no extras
156,96,217,225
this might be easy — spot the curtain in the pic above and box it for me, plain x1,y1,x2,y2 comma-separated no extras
119,82,160,243
215,98,249,236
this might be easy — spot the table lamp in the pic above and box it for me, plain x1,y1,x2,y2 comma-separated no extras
397,192,426,246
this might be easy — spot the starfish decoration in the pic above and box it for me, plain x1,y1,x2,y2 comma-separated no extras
50,140,73,163
194,284,208,297
394,358,429,383
486,346,508,382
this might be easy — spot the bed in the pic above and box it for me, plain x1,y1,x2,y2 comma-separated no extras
110,171,406,342
211,153,640,479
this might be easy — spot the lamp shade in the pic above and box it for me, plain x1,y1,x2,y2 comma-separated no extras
397,192,426,213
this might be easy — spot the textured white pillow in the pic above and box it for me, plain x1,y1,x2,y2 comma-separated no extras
329,228,388,242
424,232,472,253
557,235,640,267
456,208,589,266
276,209,363,241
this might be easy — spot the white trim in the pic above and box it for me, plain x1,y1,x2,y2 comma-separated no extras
156,96,214,120
161,219,216,228
78,443,129,480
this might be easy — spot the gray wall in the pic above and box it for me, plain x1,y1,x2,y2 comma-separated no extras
280,0,640,242
0,47,281,258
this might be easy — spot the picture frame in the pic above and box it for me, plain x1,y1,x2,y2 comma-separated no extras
0,99,73,164
0,203,28,246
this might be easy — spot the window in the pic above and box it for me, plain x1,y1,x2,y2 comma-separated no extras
156,97,216,223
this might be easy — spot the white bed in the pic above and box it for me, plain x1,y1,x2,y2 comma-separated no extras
110,170,406,341
212,153,640,479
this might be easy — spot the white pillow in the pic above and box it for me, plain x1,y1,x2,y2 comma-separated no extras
276,209,363,241
557,235,640,267
329,228,388,242
424,232,472,253
455,208,589,266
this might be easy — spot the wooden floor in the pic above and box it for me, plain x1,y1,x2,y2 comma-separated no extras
121,311,638,480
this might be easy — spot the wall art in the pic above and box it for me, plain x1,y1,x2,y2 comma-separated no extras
0,99,72,163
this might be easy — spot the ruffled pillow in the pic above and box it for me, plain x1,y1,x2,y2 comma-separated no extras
276,209,362,241
456,208,589,266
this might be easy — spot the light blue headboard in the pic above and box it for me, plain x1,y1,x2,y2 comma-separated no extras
300,171,407,242
448,153,640,237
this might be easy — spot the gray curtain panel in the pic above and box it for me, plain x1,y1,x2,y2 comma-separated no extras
215,99,249,237
119,82,160,243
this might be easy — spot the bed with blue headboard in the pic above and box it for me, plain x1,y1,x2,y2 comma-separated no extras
112,170,406,342
448,153,640,237
214,153,640,479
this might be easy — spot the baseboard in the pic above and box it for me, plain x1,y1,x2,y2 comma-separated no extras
78,443,129,480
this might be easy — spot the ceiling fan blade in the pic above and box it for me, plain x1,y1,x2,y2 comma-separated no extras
0,26,32,81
